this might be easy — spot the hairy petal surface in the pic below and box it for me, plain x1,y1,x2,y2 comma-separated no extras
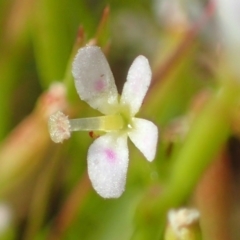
87,133,129,198
72,46,118,114
128,118,158,162
120,55,152,116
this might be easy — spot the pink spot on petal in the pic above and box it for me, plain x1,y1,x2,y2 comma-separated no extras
104,149,116,163
94,78,106,92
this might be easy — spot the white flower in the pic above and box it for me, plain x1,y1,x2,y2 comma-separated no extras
49,46,158,198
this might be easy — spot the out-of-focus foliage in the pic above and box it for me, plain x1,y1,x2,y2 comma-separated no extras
0,0,240,239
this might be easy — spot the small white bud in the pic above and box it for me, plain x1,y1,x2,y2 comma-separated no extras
168,208,200,239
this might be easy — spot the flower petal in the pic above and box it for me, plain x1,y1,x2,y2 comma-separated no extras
87,133,129,198
128,118,158,162
120,55,152,116
72,46,118,114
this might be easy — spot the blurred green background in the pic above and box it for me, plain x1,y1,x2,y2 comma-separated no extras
0,0,240,239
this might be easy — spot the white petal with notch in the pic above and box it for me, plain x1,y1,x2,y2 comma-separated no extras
128,118,158,162
87,133,129,198
72,46,119,114
120,55,152,116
